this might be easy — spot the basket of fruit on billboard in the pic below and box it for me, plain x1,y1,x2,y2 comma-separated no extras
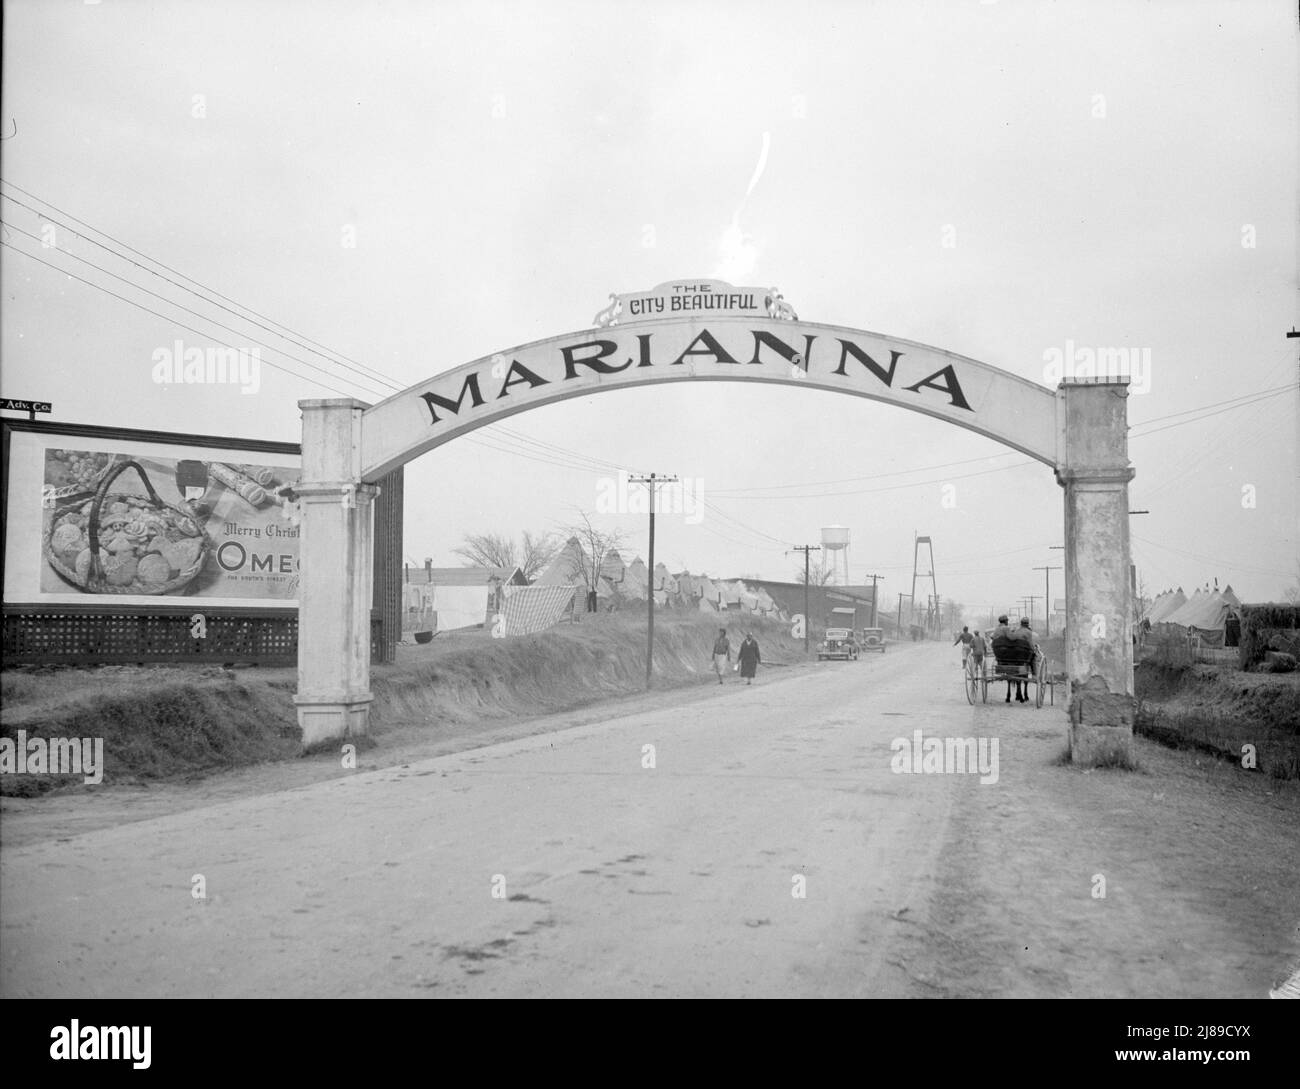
43,459,212,595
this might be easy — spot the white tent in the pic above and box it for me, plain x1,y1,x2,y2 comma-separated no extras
534,537,586,586
1162,588,1205,628
1146,587,1186,625
1163,590,1237,646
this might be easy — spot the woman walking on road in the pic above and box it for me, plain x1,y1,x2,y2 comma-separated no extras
712,628,732,684
737,632,761,685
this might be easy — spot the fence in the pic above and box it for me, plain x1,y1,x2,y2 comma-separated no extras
3,604,383,666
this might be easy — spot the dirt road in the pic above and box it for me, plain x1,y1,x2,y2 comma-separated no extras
3,642,1297,998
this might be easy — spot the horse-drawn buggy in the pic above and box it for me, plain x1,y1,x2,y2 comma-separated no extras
964,635,1052,707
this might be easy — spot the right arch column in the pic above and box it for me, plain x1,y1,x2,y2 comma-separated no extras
1056,379,1136,765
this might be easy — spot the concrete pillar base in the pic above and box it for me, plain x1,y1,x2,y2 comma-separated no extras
1067,674,1137,766
1069,722,1135,767
295,694,373,749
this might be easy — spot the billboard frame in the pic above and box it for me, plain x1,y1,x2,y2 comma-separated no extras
2,418,400,665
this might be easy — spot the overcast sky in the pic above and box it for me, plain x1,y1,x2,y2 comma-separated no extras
2,0,1296,618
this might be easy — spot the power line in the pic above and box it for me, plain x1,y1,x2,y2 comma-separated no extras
1136,388,1295,502
1,239,365,400
1,219,394,398
0,177,404,392
1130,384,1296,440
1129,381,1296,432
1131,532,1293,579
708,451,1021,495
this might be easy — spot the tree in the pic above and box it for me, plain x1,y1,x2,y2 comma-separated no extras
794,562,835,586
1134,572,1153,623
452,530,559,582
559,512,627,609
1278,559,1300,605
518,531,560,583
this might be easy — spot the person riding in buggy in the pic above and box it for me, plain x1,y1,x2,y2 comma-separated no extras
989,616,1044,704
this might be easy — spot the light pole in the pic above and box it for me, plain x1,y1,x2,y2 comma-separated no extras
863,573,884,628
1033,565,1061,637
630,473,678,689
788,544,822,654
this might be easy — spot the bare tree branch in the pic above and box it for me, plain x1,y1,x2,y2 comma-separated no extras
519,530,559,582
451,532,517,571
794,562,835,586
560,511,627,593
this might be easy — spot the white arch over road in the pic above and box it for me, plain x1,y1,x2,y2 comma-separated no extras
358,318,1059,481
295,315,1136,767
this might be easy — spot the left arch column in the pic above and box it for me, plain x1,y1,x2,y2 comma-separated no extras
294,398,375,748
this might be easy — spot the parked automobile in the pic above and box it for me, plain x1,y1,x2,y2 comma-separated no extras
818,627,860,661
860,627,887,653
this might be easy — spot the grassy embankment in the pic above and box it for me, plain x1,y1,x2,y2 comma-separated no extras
1,612,801,796
1135,660,1300,780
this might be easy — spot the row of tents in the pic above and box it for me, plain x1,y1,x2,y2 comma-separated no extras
1142,583,1242,646
535,540,792,619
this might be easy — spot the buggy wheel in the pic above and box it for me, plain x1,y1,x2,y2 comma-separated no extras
1035,659,1045,708
964,663,978,705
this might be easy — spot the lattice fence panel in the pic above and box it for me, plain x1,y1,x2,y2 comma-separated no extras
4,609,382,666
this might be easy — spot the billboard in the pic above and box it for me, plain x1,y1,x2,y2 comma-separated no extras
3,422,302,608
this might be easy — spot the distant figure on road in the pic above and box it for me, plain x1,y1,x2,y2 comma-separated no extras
737,632,761,685
953,625,973,664
970,629,987,669
712,628,731,685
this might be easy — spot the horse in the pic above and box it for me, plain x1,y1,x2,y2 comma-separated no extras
990,635,1036,703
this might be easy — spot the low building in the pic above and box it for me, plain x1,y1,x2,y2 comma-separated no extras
403,562,526,633
721,578,876,633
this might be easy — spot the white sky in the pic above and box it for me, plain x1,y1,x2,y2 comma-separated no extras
2,0,1297,619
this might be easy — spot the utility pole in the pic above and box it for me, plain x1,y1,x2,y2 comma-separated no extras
1288,328,1299,519
862,573,884,628
630,473,678,689
1033,565,1062,637
1021,595,1041,627
788,544,821,654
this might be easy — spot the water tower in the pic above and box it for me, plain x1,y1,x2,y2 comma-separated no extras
820,525,851,586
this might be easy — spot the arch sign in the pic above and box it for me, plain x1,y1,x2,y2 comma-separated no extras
295,280,1137,766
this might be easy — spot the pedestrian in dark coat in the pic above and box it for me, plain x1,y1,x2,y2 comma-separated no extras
737,632,761,684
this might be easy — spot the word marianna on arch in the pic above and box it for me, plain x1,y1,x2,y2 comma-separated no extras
420,326,973,426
